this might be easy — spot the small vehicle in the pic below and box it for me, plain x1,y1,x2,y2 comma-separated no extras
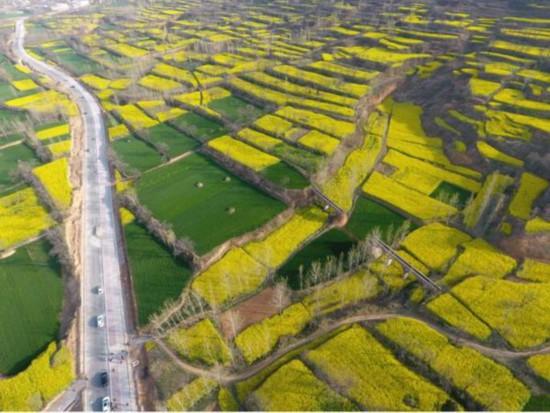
102,396,111,412
96,286,103,295
96,314,105,328
99,371,109,387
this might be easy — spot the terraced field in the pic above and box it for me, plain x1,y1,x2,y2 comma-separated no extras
1,0,549,411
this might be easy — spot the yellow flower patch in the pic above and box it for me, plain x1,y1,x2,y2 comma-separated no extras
207,135,280,171
32,158,72,210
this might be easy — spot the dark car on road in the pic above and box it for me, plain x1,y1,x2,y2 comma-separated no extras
99,371,109,387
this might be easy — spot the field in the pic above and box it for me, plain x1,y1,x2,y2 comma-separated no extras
7,0,550,411
305,325,454,411
249,359,355,411
377,317,530,411
0,240,63,376
124,222,192,326
0,143,38,192
277,229,355,289
451,276,550,349
112,136,163,172
136,153,285,255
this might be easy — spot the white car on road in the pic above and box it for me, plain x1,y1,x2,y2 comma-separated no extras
96,314,105,328
102,396,111,412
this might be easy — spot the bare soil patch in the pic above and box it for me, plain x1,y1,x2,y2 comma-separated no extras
218,285,290,340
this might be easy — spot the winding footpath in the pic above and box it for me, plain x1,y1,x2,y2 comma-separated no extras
13,19,137,411
155,310,550,385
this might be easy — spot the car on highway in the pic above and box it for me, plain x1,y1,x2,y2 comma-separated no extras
96,286,104,295
96,314,105,328
102,396,111,412
100,371,109,387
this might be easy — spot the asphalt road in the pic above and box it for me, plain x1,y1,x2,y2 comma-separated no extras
14,18,137,411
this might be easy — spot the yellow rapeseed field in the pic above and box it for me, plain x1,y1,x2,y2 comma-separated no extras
377,317,530,411
508,172,548,220
362,172,458,221
113,104,159,129
302,269,382,315
192,248,268,307
166,377,218,411
528,355,550,381
0,342,74,411
243,207,328,269
251,360,355,411
443,238,516,285
11,79,39,92
476,141,524,167
47,140,71,157
451,276,550,349
298,130,339,155
517,259,550,283
207,135,280,171
235,303,311,364
276,106,354,139
401,223,471,270
0,188,54,249
33,158,72,210
35,124,70,141
138,74,182,92
305,325,453,410
166,318,232,366
426,293,492,340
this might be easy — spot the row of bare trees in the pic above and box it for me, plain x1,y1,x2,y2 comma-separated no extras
119,192,200,269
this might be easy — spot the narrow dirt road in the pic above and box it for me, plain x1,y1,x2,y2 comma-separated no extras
154,310,550,385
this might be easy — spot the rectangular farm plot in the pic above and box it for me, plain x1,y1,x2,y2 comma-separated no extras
170,111,227,141
250,359,356,411
139,123,198,157
362,171,458,221
112,136,163,172
208,95,266,125
305,325,454,411
124,222,192,326
136,153,286,254
376,317,530,411
0,143,39,192
346,197,409,240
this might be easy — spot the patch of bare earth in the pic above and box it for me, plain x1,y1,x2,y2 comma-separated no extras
218,284,290,340
63,114,84,370
497,233,550,261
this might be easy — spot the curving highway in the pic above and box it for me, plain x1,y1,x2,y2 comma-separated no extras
13,18,137,411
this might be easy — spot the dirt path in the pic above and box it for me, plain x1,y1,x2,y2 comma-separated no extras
64,114,84,371
154,310,550,385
